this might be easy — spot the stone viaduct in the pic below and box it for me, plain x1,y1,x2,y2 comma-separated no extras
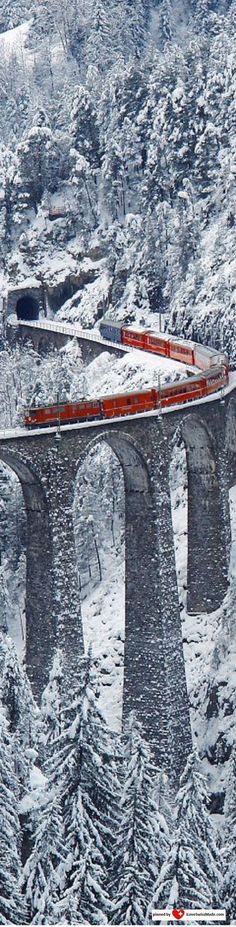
1,372,236,784
6,318,127,365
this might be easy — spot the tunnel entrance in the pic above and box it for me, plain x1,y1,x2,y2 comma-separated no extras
16,294,39,321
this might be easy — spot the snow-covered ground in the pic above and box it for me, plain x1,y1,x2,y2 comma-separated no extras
0,21,31,59
82,549,124,732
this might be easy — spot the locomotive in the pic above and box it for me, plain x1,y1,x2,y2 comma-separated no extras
24,321,229,428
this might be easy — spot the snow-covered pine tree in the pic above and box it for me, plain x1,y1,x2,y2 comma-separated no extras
40,649,63,760
86,0,114,71
22,795,66,924
70,85,100,169
0,706,27,924
149,751,221,915
54,839,110,925
123,0,149,58
110,714,170,925
0,632,37,790
0,633,32,732
221,743,236,923
155,0,174,47
13,120,68,213
47,648,118,922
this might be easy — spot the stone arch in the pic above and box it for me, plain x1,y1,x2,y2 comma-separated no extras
77,429,150,493
75,424,193,783
75,429,170,750
0,447,55,697
16,293,39,321
171,413,228,613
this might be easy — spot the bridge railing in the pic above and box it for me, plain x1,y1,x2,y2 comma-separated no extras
17,318,130,352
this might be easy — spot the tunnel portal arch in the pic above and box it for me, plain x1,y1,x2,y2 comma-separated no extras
16,293,39,321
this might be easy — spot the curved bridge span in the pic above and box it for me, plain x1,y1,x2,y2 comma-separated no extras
3,317,236,783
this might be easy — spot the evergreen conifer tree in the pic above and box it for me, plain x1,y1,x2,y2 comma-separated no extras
22,796,66,924
46,649,118,922
222,744,236,923
40,649,63,756
0,632,37,791
110,715,170,924
0,707,27,924
87,0,114,70
149,752,221,914
71,85,100,168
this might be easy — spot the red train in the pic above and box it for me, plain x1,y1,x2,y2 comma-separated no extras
24,323,229,428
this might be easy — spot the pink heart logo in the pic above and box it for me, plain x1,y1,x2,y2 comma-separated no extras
172,910,185,921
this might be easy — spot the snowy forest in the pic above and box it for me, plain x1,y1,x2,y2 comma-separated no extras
1,0,236,923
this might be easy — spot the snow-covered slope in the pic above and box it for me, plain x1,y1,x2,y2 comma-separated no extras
0,20,31,57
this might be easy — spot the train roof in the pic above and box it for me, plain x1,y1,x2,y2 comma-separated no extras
27,397,99,412
194,343,216,353
202,364,225,378
169,336,196,349
145,330,171,340
162,373,204,389
100,319,122,329
100,387,156,400
122,323,148,333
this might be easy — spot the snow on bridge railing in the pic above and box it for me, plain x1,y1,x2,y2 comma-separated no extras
17,318,130,352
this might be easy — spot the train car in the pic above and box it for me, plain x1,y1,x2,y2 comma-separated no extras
24,398,101,428
203,365,228,395
121,325,148,350
145,331,171,357
100,388,157,418
169,337,195,366
160,374,206,408
99,320,123,344
193,344,228,370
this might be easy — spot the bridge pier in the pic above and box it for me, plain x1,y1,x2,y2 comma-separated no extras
124,426,192,783
23,479,56,697
124,487,168,768
0,451,56,698
46,449,84,685
182,416,229,614
154,432,193,782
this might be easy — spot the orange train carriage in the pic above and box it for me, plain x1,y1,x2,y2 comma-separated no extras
100,320,228,369
100,388,157,418
24,322,229,428
24,398,101,428
24,366,228,428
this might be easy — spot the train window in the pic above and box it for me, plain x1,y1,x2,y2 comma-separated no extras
127,398,131,405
